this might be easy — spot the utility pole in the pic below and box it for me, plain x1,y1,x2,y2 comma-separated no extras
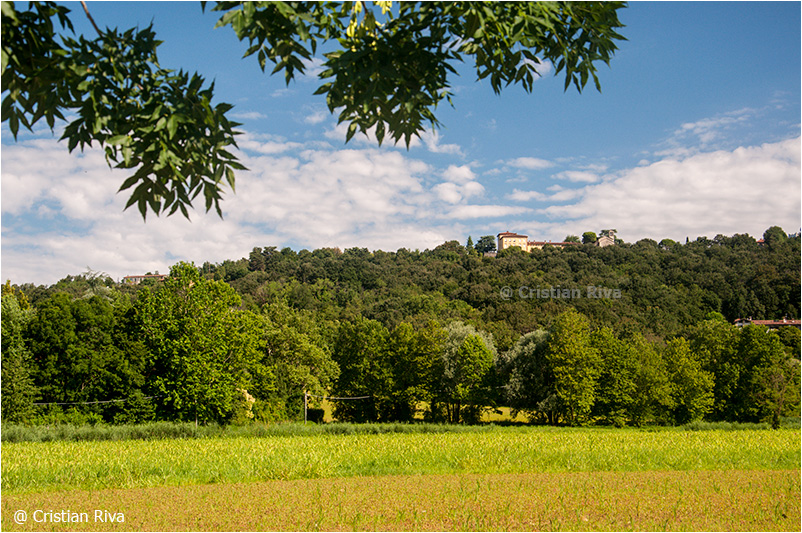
304,389,308,424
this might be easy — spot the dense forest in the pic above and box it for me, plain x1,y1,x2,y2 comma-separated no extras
2,226,800,427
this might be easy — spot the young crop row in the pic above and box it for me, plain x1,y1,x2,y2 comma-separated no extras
3,427,799,494
4,470,800,531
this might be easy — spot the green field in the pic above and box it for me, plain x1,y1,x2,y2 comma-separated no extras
2,427,800,531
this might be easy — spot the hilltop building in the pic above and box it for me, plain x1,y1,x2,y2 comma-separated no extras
123,273,168,284
596,229,616,247
733,317,801,330
497,232,579,253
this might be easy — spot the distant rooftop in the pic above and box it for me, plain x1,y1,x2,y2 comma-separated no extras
123,274,168,284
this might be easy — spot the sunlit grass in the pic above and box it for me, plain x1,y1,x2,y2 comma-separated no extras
3,427,799,494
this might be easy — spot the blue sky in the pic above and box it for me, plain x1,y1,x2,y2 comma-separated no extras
2,1,800,285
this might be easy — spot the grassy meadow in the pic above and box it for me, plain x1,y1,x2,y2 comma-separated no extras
2,425,800,531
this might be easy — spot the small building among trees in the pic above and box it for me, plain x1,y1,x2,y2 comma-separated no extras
497,232,579,252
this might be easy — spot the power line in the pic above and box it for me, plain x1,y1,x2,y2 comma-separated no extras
306,394,372,400
33,395,163,406
304,391,372,423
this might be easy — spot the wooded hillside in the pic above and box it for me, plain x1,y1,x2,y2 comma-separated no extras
3,227,799,427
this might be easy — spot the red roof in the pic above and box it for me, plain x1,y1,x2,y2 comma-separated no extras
528,241,579,246
734,318,801,328
751,319,801,326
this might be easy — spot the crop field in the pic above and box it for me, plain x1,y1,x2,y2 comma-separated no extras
2,427,800,531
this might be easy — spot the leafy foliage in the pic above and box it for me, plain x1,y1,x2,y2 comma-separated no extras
662,338,714,424
133,262,263,424
4,228,800,427
433,322,497,423
211,1,625,146
2,1,244,219
1,295,38,422
3,1,625,216
498,329,554,423
546,309,601,425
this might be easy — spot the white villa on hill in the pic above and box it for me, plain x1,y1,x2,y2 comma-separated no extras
497,229,617,252
497,232,578,252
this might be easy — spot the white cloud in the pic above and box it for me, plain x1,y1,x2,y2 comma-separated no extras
552,170,600,183
508,189,547,202
271,88,294,98
237,134,304,154
508,184,585,203
5,126,797,286
548,186,586,202
507,157,554,170
433,182,463,204
231,111,268,120
300,57,326,80
658,107,759,157
433,181,484,204
420,130,463,155
2,131,512,284
1,139,122,218
540,137,801,242
442,164,476,184
577,163,609,173
439,205,531,219
303,109,328,125
432,165,485,203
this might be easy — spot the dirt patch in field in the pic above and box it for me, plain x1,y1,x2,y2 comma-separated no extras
3,469,799,531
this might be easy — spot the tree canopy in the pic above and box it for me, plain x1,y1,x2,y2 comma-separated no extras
2,1,626,219
2,228,800,427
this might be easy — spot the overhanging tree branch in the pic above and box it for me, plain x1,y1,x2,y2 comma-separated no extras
2,1,626,220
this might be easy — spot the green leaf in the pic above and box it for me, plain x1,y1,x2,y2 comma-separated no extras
225,167,236,192
166,115,178,139
106,134,130,146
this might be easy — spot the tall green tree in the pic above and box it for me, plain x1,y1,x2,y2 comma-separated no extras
331,316,392,422
3,1,626,217
733,325,789,422
499,329,555,423
662,337,714,424
688,315,740,420
134,262,263,424
762,226,788,251
776,326,801,359
474,235,497,255
738,325,801,427
1,293,38,422
546,309,601,425
432,321,496,423
751,355,800,429
384,321,444,421
28,294,125,407
591,327,637,426
254,300,339,421
627,333,673,426
590,329,672,426
582,231,597,244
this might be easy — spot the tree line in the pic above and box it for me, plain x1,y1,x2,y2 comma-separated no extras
2,227,799,427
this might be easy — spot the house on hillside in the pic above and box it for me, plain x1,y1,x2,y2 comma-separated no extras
497,231,578,253
123,273,168,284
596,229,616,247
733,317,801,330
